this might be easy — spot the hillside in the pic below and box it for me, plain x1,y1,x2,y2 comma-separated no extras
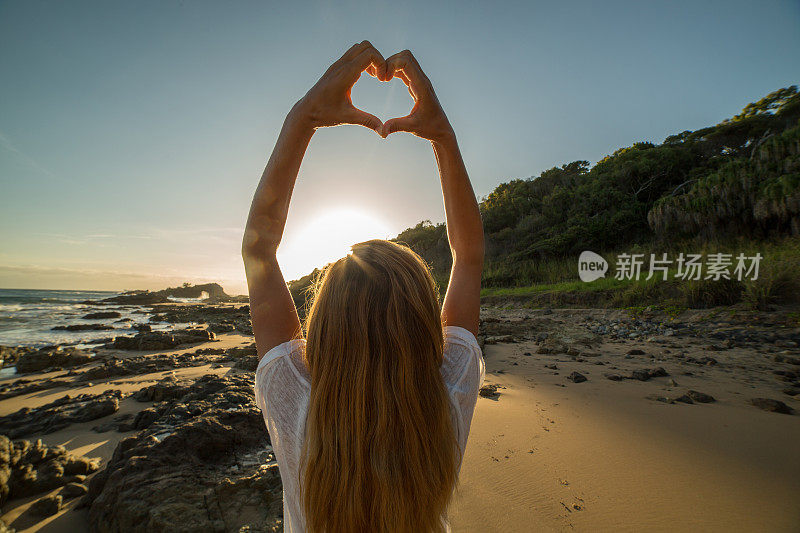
290,86,800,310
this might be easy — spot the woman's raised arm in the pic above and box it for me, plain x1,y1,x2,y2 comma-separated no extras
380,50,485,336
242,41,386,357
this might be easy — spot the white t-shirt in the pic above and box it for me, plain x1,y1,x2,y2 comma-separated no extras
254,325,485,533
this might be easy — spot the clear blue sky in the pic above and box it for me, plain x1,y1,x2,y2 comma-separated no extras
1,0,798,294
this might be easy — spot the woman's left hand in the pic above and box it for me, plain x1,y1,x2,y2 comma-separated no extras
291,41,386,134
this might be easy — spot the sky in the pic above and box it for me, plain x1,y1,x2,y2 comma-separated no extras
1,0,799,295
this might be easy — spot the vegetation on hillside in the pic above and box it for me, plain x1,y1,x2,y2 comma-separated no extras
291,86,800,310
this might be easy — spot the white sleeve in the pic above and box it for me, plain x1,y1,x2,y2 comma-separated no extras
441,326,485,453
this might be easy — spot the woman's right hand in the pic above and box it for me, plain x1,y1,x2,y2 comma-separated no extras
378,50,455,144
291,41,386,134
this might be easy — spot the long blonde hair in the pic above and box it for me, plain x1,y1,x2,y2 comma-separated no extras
301,239,459,533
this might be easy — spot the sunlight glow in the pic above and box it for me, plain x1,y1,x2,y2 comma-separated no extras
277,208,392,281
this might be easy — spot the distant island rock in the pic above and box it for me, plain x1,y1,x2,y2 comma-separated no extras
101,283,236,305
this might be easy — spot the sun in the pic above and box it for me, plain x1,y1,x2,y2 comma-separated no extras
277,208,392,281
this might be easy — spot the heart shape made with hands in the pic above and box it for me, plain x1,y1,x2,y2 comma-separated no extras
317,43,447,141
349,74,414,132
342,46,439,139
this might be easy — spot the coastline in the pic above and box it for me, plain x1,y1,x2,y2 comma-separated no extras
0,303,798,531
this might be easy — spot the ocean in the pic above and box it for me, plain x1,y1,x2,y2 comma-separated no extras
0,288,180,348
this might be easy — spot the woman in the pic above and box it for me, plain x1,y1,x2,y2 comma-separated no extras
242,41,485,533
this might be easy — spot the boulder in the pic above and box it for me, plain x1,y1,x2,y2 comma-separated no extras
83,312,122,320
686,390,715,403
750,398,793,414
16,346,93,374
567,371,587,383
0,345,35,367
108,329,215,351
84,374,282,532
0,436,100,504
29,495,62,517
61,482,89,499
479,384,500,399
0,390,123,439
52,324,113,331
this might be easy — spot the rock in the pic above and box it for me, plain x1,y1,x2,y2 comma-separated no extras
783,387,800,397
81,351,227,382
103,283,233,305
84,374,282,532
567,372,587,383
234,356,259,372
484,335,516,344
604,373,625,381
208,323,236,334
16,346,93,374
0,390,123,438
83,311,122,319
52,324,113,331
29,494,62,517
0,437,100,504
648,367,669,378
92,413,136,433
0,378,73,401
479,384,500,399
673,394,694,404
0,345,35,368
626,349,646,356
133,408,159,430
61,482,89,499
685,356,717,366
226,344,258,358
646,394,674,403
686,390,715,403
107,329,215,351
750,398,793,414
631,367,669,381
133,381,191,403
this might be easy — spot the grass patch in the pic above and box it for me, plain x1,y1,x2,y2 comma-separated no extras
479,237,800,309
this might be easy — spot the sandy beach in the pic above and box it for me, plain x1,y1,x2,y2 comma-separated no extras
0,305,798,532
451,336,800,531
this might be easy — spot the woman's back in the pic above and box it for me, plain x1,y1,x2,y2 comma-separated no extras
255,326,484,532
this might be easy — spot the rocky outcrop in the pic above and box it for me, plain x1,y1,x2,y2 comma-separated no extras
15,346,94,374
0,346,35,368
52,324,113,331
0,436,100,506
83,312,122,320
0,378,73,401
84,374,281,532
149,305,253,335
103,283,233,305
80,349,228,382
750,398,793,414
105,329,215,351
0,390,123,439
227,343,259,372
